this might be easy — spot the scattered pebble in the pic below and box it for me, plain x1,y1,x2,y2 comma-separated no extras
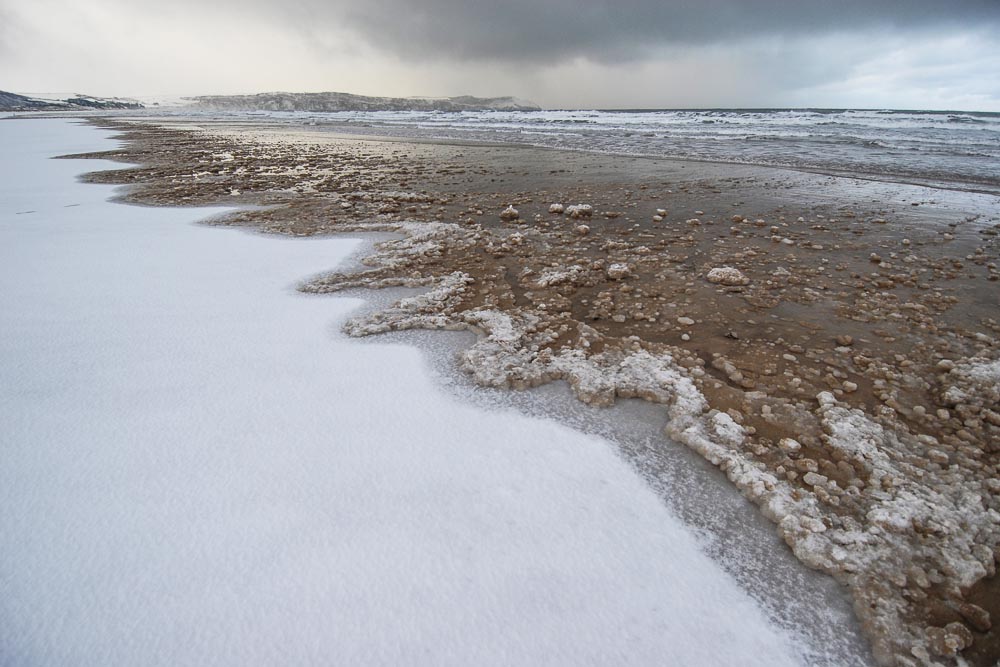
706,266,750,286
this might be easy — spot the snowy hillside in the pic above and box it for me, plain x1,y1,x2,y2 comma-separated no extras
190,91,541,112
0,90,143,110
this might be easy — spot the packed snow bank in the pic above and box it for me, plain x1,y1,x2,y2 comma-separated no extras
0,119,802,666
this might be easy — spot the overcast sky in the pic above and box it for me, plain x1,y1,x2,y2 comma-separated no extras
1,0,998,110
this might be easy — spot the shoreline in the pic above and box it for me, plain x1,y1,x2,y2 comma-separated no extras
9,109,1000,196
103,112,1000,197
306,126,1000,198
63,115,1000,666
280,136,1000,198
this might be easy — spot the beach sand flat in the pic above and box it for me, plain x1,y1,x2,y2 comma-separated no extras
68,116,1000,666
2,118,822,666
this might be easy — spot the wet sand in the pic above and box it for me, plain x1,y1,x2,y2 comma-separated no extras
68,116,1000,667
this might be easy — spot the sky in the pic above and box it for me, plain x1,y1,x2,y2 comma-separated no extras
1,0,999,110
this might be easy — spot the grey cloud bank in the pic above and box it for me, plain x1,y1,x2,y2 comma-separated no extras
0,0,998,110
269,0,1000,63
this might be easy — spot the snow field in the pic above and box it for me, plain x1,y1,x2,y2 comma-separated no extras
0,119,802,666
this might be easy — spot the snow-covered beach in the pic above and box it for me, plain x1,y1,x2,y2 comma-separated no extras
0,118,823,665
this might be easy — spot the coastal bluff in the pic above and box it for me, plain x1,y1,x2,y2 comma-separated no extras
188,91,540,112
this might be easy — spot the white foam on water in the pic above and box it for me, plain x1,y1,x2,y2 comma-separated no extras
0,119,805,665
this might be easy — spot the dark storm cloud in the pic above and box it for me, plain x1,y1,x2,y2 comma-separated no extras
257,0,1000,63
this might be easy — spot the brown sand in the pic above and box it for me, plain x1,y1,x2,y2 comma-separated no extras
68,117,1000,667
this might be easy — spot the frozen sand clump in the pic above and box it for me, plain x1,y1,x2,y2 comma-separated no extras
940,357,1000,428
706,266,750,286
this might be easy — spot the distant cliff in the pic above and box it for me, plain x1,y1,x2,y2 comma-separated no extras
189,91,541,112
0,91,65,111
0,90,143,111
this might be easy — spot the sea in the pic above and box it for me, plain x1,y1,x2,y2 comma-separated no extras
162,107,1000,194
